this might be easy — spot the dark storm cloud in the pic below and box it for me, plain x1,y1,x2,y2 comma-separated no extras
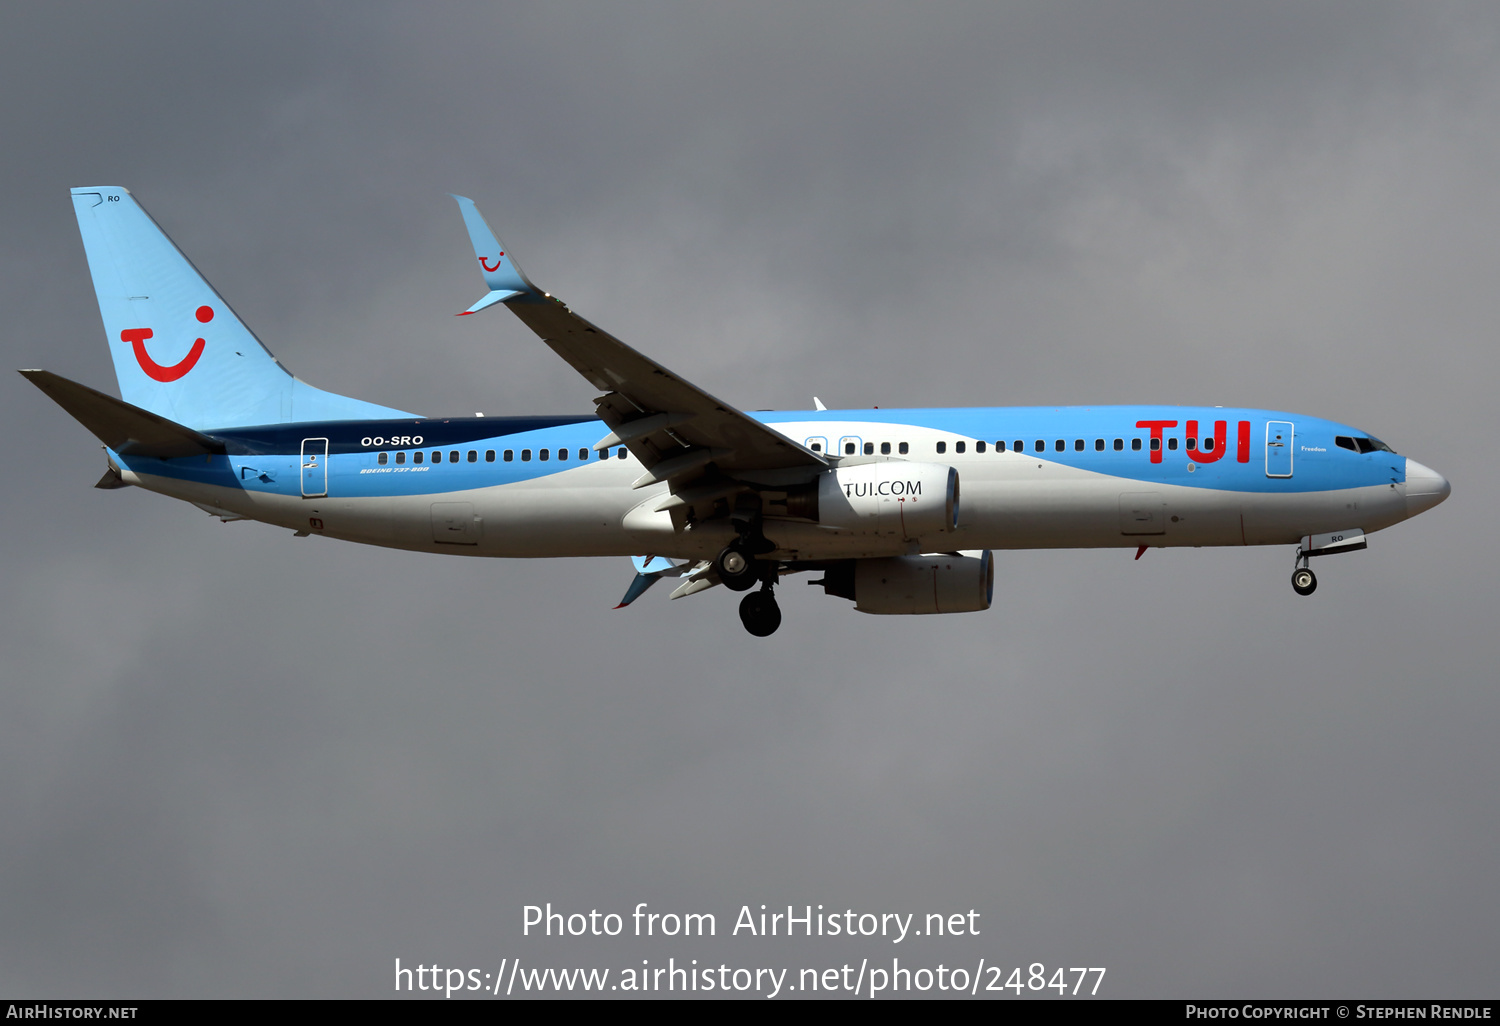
1,2,1496,997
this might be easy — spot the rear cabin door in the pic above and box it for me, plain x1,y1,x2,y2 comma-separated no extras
1265,421,1294,478
300,437,329,498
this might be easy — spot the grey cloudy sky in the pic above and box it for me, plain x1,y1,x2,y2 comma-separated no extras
1,2,1495,998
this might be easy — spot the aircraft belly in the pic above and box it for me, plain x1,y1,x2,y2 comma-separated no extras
1238,482,1406,544
470,485,642,557
125,455,1413,560
955,468,1406,550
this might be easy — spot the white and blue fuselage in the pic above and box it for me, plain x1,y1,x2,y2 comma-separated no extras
28,187,1450,635
110,405,1445,559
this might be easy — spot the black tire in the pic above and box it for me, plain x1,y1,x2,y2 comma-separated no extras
739,590,782,637
1291,567,1317,596
716,544,759,592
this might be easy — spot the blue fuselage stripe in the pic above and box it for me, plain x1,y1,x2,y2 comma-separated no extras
115,406,1408,496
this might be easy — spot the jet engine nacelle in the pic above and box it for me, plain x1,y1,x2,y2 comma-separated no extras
810,462,959,539
850,551,994,614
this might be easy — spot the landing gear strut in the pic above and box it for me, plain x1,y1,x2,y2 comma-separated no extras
738,586,782,637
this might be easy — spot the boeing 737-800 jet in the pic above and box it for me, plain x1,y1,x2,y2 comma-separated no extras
24,187,1450,636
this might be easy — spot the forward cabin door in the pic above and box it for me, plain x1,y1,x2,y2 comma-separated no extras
1265,421,1294,478
300,437,329,497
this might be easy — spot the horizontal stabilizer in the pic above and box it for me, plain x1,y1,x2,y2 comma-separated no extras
20,369,224,459
94,467,131,489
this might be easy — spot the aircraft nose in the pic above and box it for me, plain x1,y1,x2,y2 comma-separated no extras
1405,458,1451,516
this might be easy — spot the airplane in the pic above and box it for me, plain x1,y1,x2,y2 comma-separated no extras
23,187,1451,637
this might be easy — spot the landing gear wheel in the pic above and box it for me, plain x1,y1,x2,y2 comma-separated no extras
716,544,759,592
739,590,782,637
1291,567,1317,596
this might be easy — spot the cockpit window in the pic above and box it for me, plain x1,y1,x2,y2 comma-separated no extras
1336,434,1397,454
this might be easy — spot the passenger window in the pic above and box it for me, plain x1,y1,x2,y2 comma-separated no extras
1035,440,1044,453
377,452,388,465
1186,437,1197,451
1094,439,1104,451
975,441,986,453
936,441,947,454
810,442,823,452
540,449,550,461
486,450,496,462
396,451,406,465
955,441,966,454
1167,438,1178,451
1074,439,1084,451
617,448,627,460
1202,437,1215,452
997,440,1007,452
880,442,891,455
413,451,424,464
898,442,909,455
1055,439,1065,452
1150,438,1161,451
450,451,460,463
863,442,874,455
1131,438,1142,451
557,448,567,461
468,450,477,462
1114,438,1124,451
521,449,532,461
1016,440,1024,453
579,448,588,460
845,441,857,455
431,451,441,463
502,450,512,462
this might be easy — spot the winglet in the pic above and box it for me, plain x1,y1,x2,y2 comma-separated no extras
457,289,523,316
451,194,536,314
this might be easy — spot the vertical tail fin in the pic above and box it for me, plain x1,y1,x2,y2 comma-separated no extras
70,187,414,429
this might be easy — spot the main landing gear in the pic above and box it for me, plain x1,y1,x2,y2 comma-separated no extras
719,519,781,636
715,541,760,592
739,586,782,637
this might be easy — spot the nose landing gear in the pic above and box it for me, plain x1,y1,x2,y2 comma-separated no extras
1291,566,1317,595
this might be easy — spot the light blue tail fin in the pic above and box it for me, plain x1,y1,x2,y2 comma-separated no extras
70,187,415,430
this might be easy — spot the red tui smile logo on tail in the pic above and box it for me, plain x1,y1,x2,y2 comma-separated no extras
123,305,213,381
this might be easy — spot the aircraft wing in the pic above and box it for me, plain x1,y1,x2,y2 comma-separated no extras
452,197,828,500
